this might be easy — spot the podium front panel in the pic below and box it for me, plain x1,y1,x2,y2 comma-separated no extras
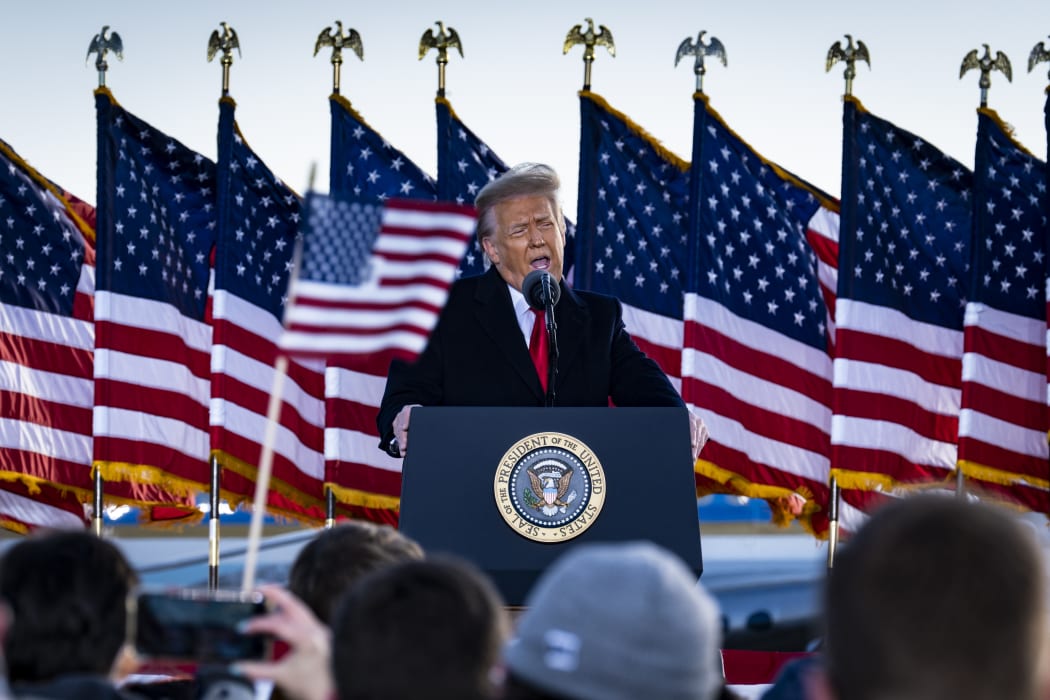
399,406,703,605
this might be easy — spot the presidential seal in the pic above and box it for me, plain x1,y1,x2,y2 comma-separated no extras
493,431,606,542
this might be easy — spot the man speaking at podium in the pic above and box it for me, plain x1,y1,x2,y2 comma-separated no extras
377,163,708,458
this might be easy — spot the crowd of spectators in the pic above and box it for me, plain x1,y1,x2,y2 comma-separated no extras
0,493,1044,700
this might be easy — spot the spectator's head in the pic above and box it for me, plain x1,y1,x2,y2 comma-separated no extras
816,495,1049,700
331,556,509,700
288,521,423,625
0,530,138,683
503,541,722,700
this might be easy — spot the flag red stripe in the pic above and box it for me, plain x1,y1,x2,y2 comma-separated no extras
834,388,960,444
326,461,403,497
213,430,324,500
961,383,1046,431
683,378,831,455
686,323,832,405
96,321,211,378
0,334,92,376
0,391,91,434
959,438,1050,481
285,322,429,339
97,379,209,427
290,297,441,314
833,444,953,483
94,436,210,485
700,440,829,501
965,325,1043,371
837,328,962,388
211,375,325,448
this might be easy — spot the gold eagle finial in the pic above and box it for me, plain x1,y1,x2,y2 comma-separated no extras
1027,36,1050,87
207,21,241,97
675,31,727,93
86,25,124,88
314,21,363,95
563,18,615,91
960,44,1012,107
418,21,463,97
825,34,870,97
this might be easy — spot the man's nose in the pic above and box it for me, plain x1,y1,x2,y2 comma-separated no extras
528,225,545,244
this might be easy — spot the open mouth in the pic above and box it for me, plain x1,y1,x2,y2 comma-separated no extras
530,256,551,270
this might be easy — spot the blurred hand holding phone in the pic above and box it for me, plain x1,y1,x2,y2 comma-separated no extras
128,588,273,665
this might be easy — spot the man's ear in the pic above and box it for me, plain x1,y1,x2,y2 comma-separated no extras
803,664,836,700
481,237,498,265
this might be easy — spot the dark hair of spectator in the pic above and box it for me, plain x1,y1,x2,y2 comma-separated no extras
330,556,508,700
0,530,139,683
287,521,424,625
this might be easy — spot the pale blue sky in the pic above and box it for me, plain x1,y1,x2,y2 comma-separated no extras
4,1,1049,213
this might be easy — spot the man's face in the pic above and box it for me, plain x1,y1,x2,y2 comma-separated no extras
481,194,565,293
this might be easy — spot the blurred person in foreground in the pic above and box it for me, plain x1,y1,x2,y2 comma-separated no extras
377,162,708,460
287,521,423,625
0,530,141,699
807,494,1050,700
501,540,724,700
238,556,509,700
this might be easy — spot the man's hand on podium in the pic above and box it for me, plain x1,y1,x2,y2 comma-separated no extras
689,410,709,461
392,404,422,458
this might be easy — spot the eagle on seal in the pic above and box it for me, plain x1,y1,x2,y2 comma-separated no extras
528,467,574,516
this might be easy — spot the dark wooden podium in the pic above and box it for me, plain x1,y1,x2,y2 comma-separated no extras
399,407,703,605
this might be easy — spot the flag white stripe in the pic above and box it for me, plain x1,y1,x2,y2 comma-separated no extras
0,361,92,407
703,412,830,483
831,415,957,468
837,299,963,358
92,406,209,459
96,292,212,353
325,427,404,473
688,295,832,376
958,409,1048,459
0,418,92,463
0,488,84,529
209,400,325,480
961,354,1044,403
96,349,210,401
833,358,961,415
0,304,92,349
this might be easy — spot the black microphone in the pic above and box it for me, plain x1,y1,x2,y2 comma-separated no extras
522,269,561,310
521,269,560,406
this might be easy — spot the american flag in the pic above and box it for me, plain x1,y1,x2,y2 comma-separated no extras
832,96,972,493
319,96,441,522
957,109,1048,512
436,97,507,278
211,99,327,520
681,95,841,532
575,91,690,391
280,193,474,517
0,138,95,530
329,94,436,200
93,88,215,497
2,136,194,528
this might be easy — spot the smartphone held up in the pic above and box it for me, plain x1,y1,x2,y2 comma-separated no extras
127,588,272,665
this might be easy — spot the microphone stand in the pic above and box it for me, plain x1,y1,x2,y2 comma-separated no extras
542,273,558,407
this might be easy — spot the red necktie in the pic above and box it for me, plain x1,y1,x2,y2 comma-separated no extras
529,308,549,392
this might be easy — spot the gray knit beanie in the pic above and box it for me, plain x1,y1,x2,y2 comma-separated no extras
503,541,722,700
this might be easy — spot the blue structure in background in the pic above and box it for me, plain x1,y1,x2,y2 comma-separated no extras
106,494,772,526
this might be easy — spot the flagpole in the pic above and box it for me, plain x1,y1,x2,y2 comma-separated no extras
208,455,221,589
92,468,104,536
826,477,840,568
